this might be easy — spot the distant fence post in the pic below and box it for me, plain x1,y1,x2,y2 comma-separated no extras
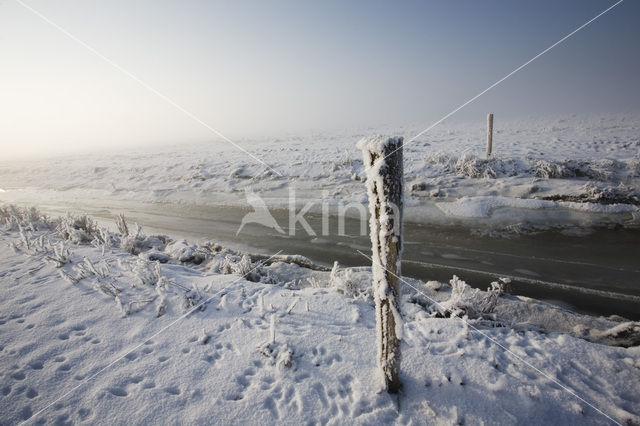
486,113,494,158
357,136,404,393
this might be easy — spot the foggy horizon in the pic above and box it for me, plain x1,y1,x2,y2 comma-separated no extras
2,0,639,159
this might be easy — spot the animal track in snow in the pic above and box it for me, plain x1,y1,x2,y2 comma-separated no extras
142,381,156,390
164,386,181,396
77,408,92,421
21,406,33,421
27,360,44,370
107,387,128,397
125,352,138,361
203,352,221,365
216,323,231,333
104,375,158,399
310,346,342,367
11,371,26,380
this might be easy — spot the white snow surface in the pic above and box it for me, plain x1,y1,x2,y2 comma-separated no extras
1,207,639,424
1,113,640,231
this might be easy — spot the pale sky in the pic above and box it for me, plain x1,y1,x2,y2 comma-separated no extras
1,0,639,158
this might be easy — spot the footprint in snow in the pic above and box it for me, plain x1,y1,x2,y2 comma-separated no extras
21,406,32,421
125,352,138,361
164,386,181,396
77,408,92,420
107,387,128,397
310,346,342,367
27,360,44,370
12,371,26,380
203,352,221,364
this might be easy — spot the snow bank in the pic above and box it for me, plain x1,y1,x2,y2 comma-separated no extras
436,195,639,218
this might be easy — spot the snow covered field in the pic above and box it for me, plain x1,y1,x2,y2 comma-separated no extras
1,114,640,424
1,206,639,424
1,114,639,233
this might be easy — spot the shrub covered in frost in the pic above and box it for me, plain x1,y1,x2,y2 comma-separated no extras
133,259,163,287
116,215,167,255
0,205,51,231
581,183,640,205
533,158,624,181
434,276,503,318
426,153,522,179
210,254,274,283
424,152,629,182
55,214,99,244
115,213,129,237
45,242,71,268
454,154,497,179
166,240,205,264
544,183,640,205
532,159,573,179
327,262,373,301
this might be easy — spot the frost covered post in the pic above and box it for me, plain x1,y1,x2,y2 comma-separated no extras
357,135,404,393
486,113,494,158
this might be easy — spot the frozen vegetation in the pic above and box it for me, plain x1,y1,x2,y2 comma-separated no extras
1,206,639,424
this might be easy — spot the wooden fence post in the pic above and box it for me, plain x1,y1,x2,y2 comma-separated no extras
357,136,404,393
487,113,494,158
